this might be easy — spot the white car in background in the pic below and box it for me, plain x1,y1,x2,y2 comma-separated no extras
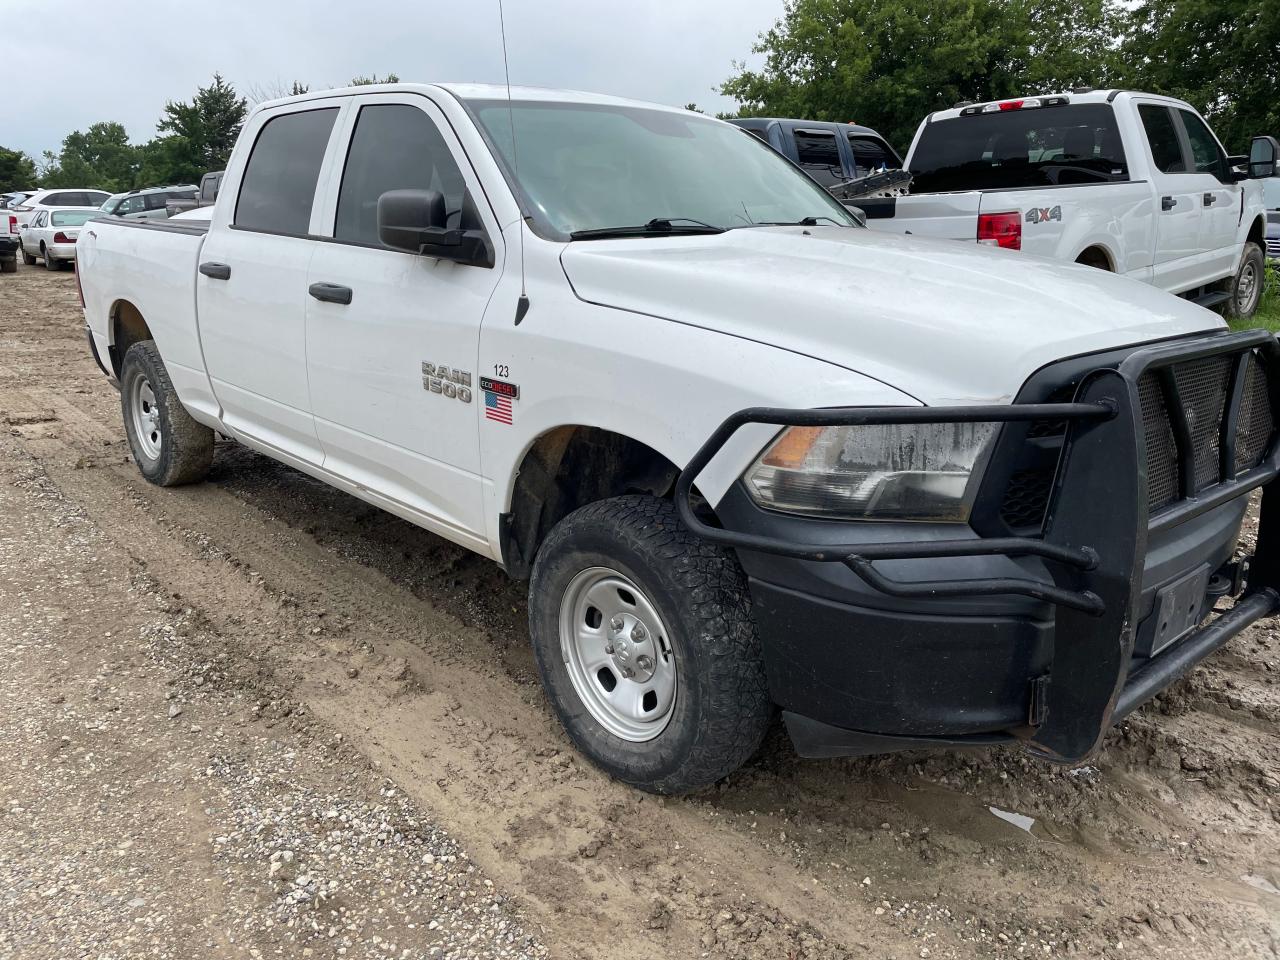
11,187,111,227
21,207,100,270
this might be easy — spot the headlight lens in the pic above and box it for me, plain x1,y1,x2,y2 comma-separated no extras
744,421,998,522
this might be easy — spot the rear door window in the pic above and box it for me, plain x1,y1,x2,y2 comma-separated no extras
793,130,844,186
334,103,467,246
910,103,1129,192
1139,105,1187,174
234,108,339,235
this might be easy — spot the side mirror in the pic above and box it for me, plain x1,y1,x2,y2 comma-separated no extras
1249,135,1278,179
843,203,868,227
377,189,493,267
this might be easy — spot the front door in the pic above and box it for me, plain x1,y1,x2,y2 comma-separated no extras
303,93,504,546
1137,102,1204,294
197,102,345,466
1175,107,1244,281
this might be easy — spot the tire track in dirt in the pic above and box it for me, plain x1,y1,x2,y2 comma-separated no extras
16,432,904,959
6,267,1279,958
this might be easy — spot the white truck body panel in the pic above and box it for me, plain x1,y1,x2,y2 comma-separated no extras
77,82,1227,565
868,91,1266,298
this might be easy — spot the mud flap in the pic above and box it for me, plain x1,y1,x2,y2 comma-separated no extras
1028,370,1143,762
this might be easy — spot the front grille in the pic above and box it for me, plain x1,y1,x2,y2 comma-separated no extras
1136,351,1273,514
1267,238,1280,260
1138,373,1181,511
998,346,1275,530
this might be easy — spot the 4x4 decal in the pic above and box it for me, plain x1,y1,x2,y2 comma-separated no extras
1025,205,1063,224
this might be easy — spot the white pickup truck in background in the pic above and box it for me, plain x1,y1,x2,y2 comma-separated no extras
864,90,1276,318
74,83,1280,795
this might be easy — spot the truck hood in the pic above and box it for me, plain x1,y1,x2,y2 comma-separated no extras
559,226,1224,405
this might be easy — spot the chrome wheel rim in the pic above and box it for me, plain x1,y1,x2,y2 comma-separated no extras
559,566,677,742
130,376,162,461
1238,260,1260,313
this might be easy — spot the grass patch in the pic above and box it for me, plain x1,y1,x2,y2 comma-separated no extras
1229,260,1280,334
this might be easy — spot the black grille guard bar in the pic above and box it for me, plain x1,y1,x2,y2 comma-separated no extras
674,400,1116,615
676,329,1280,764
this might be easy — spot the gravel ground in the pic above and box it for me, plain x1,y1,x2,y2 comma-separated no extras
0,262,1278,959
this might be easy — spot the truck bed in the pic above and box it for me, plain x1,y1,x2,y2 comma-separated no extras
77,217,218,422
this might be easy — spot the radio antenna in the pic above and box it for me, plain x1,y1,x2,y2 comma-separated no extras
497,0,530,322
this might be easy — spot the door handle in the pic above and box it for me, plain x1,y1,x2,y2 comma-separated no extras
308,282,353,305
1161,196,1176,211
199,261,231,280
1203,192,1218,206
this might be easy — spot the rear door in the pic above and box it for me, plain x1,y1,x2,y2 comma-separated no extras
1135,102,1207,292
1174,107,1243,279
197,100,346,466
302,92,504,545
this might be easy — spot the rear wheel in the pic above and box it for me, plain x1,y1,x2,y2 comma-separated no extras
120,340,214,486
529,495,773,794
0,257,15,274
1225,242,1265,319
42,246,58,271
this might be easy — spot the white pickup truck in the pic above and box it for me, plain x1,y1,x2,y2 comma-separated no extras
0,208,19,273
865,90,1276,319
77,83,1280,794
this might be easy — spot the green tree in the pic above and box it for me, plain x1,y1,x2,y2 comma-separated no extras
154,74,248,182
0,147,37,192
39,122,140,192
721,0,1123,152
350,72,400,86
1122,0,1280,154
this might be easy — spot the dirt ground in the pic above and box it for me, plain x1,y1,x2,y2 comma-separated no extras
0,262,1277,960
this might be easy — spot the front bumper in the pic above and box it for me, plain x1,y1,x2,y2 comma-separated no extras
677,330,1280,763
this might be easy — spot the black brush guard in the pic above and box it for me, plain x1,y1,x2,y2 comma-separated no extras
676,330,1280,763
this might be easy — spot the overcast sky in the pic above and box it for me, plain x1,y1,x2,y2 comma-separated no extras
8,0,783,160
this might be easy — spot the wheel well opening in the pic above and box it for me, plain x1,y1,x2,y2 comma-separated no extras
1075,246,1113,271
1247,216,1265,250
109,301,152,379
502,426,681,580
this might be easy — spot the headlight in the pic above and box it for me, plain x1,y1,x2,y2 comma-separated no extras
744,421,998,522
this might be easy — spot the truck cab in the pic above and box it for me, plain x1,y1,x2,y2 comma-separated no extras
729,117,901,189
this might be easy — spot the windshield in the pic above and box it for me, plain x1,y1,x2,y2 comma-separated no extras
100,194,126,214
51,210,100,227
466,99,858,239
910,103,1129,193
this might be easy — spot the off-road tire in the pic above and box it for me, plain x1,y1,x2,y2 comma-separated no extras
20,245,35,266
529,495,773,794
120,340,214,486
0,257,15,274
1225,242,1265,320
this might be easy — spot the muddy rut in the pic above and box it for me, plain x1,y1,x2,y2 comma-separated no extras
2,265,1277,959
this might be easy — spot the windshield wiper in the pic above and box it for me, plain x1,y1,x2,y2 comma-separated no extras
569,217,726,240
754,216,847,227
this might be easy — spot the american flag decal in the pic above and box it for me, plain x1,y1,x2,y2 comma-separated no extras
484,389,513,424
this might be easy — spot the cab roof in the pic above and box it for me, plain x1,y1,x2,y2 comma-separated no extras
258,82,697,117
925,89,1194,125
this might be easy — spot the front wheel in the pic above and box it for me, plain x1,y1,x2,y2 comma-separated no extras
120,340,214,486
1225,242,1265,320
20,245,35,266
529,495,773,794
